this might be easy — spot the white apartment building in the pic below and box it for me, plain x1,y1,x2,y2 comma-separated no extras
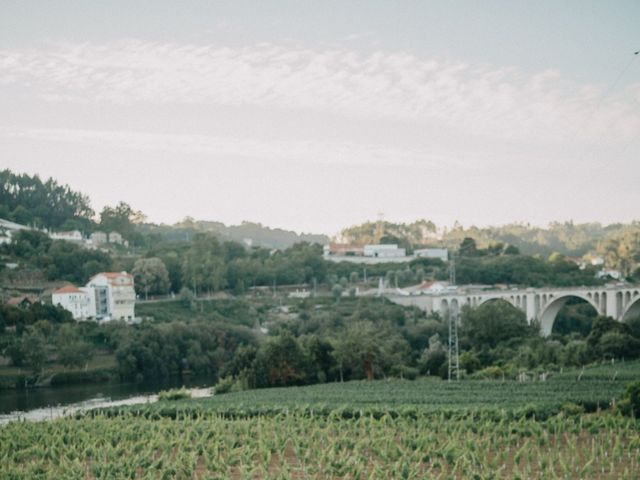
52,285,96,320
52,271,136,322
87,272,136,321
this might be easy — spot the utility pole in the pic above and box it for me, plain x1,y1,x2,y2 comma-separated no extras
448,307,460,381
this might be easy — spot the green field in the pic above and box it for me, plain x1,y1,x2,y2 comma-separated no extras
1,362,639,479
117,360,640,420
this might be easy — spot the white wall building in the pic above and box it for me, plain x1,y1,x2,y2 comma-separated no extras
414,248,449,262
52,285,96,320
108,232,124,244
363,244,406,258
86,272,136,321
52,271,135,322
0,218,32,244
50,230,84,242
90,231,108,245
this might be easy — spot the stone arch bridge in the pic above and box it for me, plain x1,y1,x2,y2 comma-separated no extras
386,285,640,336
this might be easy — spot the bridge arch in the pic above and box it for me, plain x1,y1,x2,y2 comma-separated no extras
539,293,601,336
621,290,640,321
477,296,520,312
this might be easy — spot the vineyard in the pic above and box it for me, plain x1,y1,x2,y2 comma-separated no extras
1,362,639,479
1,410,639,479
120,360,640,420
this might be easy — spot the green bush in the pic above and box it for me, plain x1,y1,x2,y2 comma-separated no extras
158,387,191,401
618,380,640,417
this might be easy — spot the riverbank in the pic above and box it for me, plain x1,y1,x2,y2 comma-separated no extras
0,386,213,425
0,352,118,390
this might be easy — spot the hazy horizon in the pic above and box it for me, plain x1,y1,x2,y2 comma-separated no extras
2,1,639,234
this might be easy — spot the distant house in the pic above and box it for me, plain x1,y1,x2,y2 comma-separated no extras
90,231,108,245
0,230,11,245
52,285,95,320
0,218,33,244
108,232,123,245
363,244,406,258
597,269,622,280
50,230,84,242
288,289,311,299
405,281,449,295
323,243,365,257
414,248,449,262
6,295,36,308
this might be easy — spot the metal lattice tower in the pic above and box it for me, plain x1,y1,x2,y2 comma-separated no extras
448,308,460,381
449,252,456,286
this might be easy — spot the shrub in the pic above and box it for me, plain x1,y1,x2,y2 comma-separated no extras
158,387,191,401
618,380,640,417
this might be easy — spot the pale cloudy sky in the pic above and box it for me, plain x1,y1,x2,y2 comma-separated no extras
1,1,639,234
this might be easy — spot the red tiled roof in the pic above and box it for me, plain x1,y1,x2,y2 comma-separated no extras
7,295,35,306
53,285,84,294
90,272,133,280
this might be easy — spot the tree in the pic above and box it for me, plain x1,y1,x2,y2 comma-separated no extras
560,340,589,366
418,334,447,375
181,234,227,295
57,324,94,368
132,257,170,298
459,237,478,257
21,329,48,374
461,301,531,350
253,333,311,387
331,321,402,381
99,202,146,241
0,169,94,229
598,332,640,360
597,229,640,277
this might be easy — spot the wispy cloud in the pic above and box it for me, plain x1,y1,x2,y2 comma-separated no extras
1,40,638,144
0,126,464,169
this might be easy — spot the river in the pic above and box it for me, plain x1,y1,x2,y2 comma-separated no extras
0,376,214,424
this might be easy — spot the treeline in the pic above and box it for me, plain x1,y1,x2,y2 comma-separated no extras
340,219,640,267
0,299,257,384
3,294,640,390
216,297,640,392
0,169,94,230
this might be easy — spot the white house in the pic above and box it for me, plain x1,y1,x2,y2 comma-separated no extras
50,230,84,242
52,285,96,320
108,232,124,244
0,218,32,244
414,248,449,262
363,244,406,258
0,230,11,245
86,272,136,321
90,231,108,245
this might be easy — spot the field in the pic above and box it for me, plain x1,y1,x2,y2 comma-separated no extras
1,362,639,479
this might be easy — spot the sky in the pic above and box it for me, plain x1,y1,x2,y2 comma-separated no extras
1,1,639,235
